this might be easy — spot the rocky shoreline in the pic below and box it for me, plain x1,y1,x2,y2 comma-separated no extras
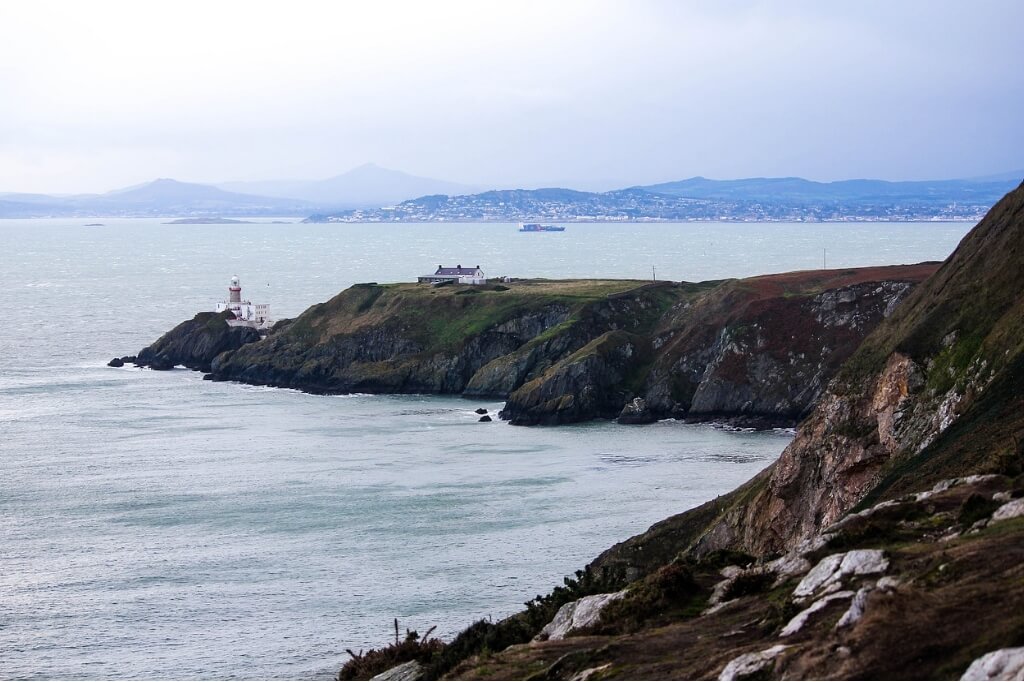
114,266,937,430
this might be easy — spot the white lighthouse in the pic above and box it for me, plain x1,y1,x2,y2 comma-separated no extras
215,275,272,329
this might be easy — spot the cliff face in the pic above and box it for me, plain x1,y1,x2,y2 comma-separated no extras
500,265,933,426
587,183,1024,572
711,183,1024,556
155,268,936,428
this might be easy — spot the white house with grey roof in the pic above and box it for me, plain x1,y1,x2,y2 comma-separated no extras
418,264,486,285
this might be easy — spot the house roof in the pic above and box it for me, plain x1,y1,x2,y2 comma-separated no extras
434,264,482,275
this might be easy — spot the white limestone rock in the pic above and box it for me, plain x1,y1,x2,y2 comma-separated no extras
767,553,812,584
792,554,845,600
960,647,1024,680
780,591,855,637
991,498,1024,523
826,499,901,533
839,549,890,576
370,660,424,681
572,663,612,681
835,586,872,629
718,644,789,681
536,591,627,641
915,475,1003,502
793,550,888,602
877,575,901,591
793,533,834,556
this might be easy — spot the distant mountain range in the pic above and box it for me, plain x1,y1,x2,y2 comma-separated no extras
217,163,482,208
1,166,1021,221
637,175,1021,204
0,178,315,218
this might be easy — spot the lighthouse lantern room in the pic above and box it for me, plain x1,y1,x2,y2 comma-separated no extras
215,275,271,328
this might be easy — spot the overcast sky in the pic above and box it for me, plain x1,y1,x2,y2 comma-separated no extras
0,0,1021,193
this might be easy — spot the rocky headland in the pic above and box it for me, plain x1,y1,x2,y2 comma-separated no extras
112,310,261,372
119,264,937,430
333,182,1024,680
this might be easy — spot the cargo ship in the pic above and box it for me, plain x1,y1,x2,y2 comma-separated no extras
518,223,566,232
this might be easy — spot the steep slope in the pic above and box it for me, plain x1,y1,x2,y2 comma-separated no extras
341,184,1024,682
714,181,1024,556
583,183,1024,573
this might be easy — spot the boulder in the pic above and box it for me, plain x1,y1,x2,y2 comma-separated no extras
474,407,488,414
369,660,424,681
617,397,656,425
780,591,855,637
478,415,492,422
991,498,1024,522
718,645,789,681
835,585,873,629
536,591,627,641
792,550,888,601
107,357,124,367
961,647,1024,681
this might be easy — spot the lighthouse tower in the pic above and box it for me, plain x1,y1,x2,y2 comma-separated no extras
216,275,271,329
229,276,242,304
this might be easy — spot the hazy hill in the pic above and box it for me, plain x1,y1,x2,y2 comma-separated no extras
0,179,314,217
218,163,483,208
638,174,1020,205
90,178,311,212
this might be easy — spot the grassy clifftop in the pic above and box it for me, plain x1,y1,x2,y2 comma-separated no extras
285,279,666,347
202,266,934,427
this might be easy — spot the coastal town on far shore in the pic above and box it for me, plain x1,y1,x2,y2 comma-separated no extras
305,189,991,224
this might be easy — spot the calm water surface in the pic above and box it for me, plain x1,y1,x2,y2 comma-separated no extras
0,219,970,679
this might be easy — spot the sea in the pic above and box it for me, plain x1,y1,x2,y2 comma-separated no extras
0,219,972,679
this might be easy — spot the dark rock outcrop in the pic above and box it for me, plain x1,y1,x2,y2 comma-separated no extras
617,397,655,425
132,310,261,373
499,266,934,425
500,331,653,425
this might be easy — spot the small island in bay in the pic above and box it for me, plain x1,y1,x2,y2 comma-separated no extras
163,217,254,225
